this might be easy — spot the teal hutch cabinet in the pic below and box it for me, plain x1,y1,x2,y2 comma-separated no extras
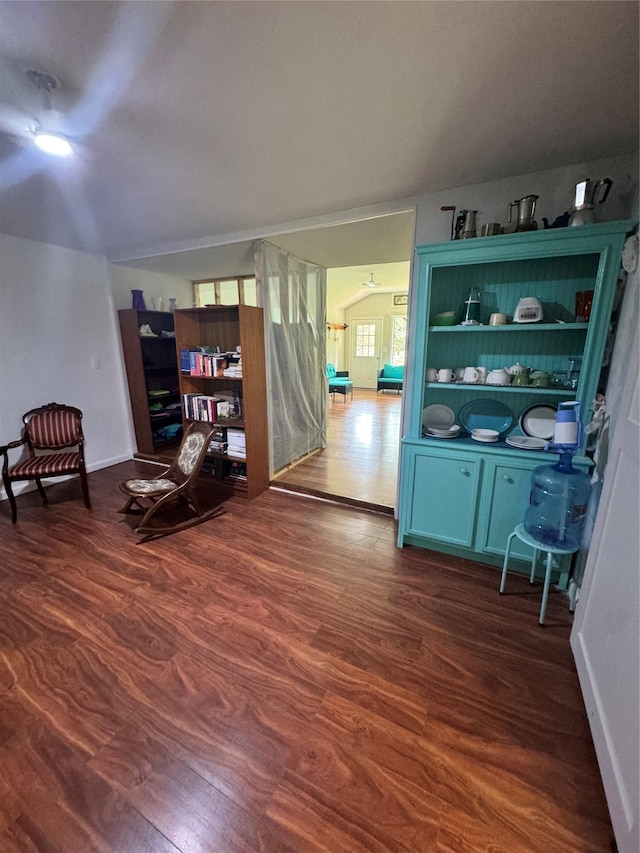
397,221,632,585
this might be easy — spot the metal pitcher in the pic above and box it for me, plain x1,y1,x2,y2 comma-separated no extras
569,178,612,226
508,194,539,232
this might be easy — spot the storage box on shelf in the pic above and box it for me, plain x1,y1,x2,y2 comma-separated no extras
397,221,632,584
172,304,268,500
118,309,182,457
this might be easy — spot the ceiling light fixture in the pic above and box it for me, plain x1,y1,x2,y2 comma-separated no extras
26,68,74,157
34,130,73,157
363,273,378,288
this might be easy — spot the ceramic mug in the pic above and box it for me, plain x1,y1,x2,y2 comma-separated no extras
463,366,479,383
454,367,465,382
476,366,488,383
426,368,438,382
437,368,456,383
489,312,508,326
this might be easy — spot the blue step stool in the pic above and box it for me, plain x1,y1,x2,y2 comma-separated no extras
500,524,579,625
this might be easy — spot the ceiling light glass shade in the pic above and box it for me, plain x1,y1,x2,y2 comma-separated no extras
34,131,73,157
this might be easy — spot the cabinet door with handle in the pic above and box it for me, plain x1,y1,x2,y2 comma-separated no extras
480,460,535,559
404,449,481,547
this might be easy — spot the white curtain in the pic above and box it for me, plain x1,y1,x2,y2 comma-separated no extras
253,240,327,476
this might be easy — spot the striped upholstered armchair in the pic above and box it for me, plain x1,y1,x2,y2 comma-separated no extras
0,402,91,523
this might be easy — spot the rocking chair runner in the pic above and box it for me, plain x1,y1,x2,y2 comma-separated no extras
1,402,91,524
118,421,218,535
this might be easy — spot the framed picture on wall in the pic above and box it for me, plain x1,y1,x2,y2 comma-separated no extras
393,294,409,306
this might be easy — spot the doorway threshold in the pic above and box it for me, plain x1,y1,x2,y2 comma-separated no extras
269,482,394,516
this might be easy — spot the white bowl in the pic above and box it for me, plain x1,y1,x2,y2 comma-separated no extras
471,428,500,440
429,424,460,436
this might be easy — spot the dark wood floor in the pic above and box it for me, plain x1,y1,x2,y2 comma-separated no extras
0,465,613,852
272,388,401,511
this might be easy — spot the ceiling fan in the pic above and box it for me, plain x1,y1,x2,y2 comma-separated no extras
362,273,380,288
0,65,74,156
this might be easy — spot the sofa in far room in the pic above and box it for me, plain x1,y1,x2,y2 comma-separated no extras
377,364,404,393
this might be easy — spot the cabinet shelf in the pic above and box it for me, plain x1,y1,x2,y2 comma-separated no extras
429,322,588,333
425,382,575,396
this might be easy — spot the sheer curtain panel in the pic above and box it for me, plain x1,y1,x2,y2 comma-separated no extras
254,240,327,476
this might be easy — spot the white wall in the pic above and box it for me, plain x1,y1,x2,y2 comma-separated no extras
109,264,193,311
0,234,133,501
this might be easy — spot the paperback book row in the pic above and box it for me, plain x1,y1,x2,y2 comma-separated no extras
182,393,241,422
180,348,242,378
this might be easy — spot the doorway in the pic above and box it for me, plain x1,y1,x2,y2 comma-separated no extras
271,387,401,512
349,317,382,389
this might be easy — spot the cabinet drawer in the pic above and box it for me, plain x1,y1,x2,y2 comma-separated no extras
481,462,535,559
407,452,481,547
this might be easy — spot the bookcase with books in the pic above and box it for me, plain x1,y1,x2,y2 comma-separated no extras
117,309,182,457
173,304,269,499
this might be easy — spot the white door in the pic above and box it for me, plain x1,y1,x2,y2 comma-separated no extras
571,323,639,853
349,317,382,388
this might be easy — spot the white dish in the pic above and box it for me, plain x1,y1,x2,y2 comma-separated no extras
471,435,499,443
429,424,461,436
424,429,460,440
471,428,499,440
519,404,557,440
422,404,455,431
506,436,547,450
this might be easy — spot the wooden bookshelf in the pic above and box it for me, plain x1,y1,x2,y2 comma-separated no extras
118,309,181,457
173,304,269,500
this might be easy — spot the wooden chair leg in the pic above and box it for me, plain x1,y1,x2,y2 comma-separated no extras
34,478,48,505
3,476,18,523
79,467,92,509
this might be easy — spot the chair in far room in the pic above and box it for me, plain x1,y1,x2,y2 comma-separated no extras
326,363,354,402
0,401,91,524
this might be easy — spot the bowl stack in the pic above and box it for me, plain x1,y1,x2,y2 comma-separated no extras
470,428,500,443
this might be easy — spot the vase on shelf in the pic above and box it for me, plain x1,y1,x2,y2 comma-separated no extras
169,298,177,312
131,289,146,310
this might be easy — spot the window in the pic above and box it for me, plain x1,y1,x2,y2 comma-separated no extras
355,323,376,358
391,315,406,366
193,276,257,307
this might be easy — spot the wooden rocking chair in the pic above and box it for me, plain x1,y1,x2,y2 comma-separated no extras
118,421,221,537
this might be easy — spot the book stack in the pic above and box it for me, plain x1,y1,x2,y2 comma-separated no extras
226,428,246,459
208,428,228,455
227,461,247,482
222,361,242,378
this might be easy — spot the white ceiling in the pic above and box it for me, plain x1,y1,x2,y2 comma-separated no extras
0,1,638,277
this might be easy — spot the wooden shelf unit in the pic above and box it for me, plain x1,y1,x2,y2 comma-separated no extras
173,304,269,500
118,309,181,457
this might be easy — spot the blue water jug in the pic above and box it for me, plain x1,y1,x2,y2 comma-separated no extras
524,452,591,549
